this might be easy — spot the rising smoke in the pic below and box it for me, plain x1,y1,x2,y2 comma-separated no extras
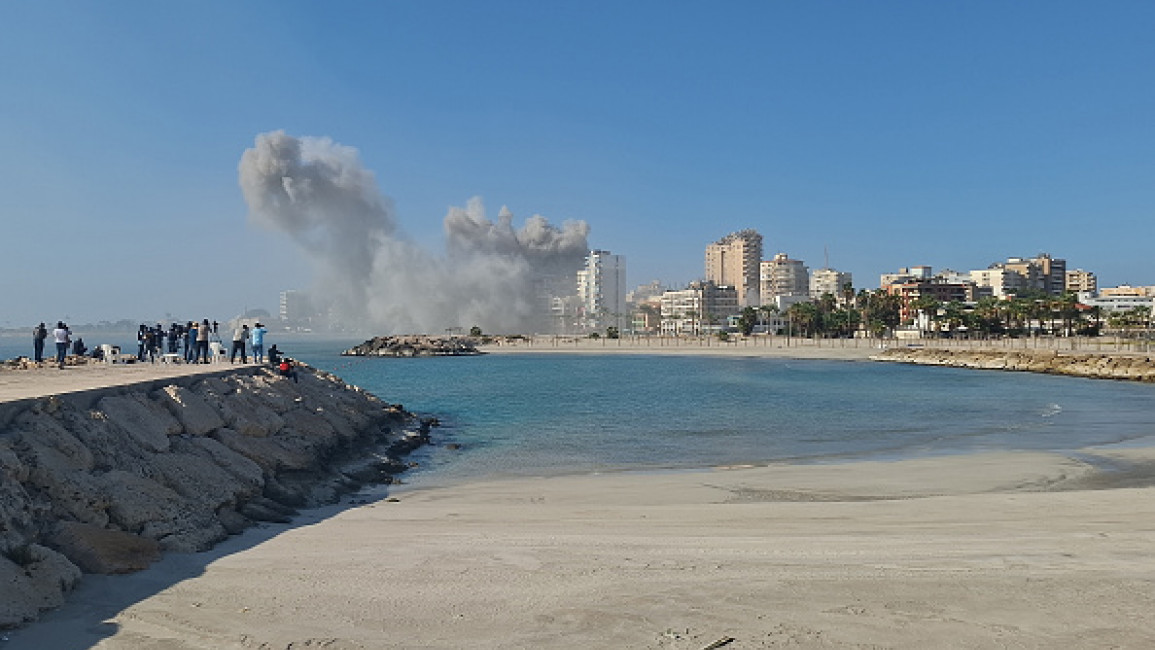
238,130,590,333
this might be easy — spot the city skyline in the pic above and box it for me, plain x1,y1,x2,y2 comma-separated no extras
2,2,1153,327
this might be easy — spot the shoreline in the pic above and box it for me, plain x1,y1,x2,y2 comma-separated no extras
6,355,1155,647
10,446,1155,648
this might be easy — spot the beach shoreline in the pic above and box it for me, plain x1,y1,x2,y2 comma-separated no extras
9,446,1155,648
5,355,1155,648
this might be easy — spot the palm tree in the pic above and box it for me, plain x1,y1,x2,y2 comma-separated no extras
787,302,820,338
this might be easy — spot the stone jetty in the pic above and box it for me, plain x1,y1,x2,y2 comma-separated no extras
873,346,1155,382
342,335,483,357
0,363,433,628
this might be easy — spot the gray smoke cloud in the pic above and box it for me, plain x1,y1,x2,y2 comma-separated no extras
239,130,590,333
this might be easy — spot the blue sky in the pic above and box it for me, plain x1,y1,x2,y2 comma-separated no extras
1,1,1153,327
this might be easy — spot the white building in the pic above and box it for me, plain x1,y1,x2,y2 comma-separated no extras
1077,292,1155,313
760,254,809,304
577,250,627,332
659,282,739,335
809,268,853,302
970,267,1027,299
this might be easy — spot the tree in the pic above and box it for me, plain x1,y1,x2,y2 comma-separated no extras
605,326,620,339
737,306,758,336
786,302,820,337
469,325,483,337
910,295,941,333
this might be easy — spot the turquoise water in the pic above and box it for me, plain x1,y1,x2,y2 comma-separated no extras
285,339,1155,489
6,334,1155,489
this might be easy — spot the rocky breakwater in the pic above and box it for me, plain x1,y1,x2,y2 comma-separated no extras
0,364,435,628
873,347,1155,382
343,335,483,357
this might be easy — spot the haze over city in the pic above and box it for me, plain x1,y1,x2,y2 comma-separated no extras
2,1,1153,329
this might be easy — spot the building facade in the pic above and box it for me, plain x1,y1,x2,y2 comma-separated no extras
970,267,1026,299
1065,269,1097,294
809,268,853,302
760,253,809,304
659,282,739,335
1003,254,1067,295
576,250,627,332
705,230,762,307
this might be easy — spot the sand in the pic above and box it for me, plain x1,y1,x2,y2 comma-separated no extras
6,351,1155,648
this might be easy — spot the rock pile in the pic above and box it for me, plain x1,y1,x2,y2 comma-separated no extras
343,335,483,357
0,364,431,628
873,347,1155,382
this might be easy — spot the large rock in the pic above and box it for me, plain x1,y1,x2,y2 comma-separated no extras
158,385,224,436
49,521,160,574
97,394,182,452
0,544,82,627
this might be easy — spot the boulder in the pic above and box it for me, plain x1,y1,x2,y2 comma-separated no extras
158,385,224,436
48,521,159,574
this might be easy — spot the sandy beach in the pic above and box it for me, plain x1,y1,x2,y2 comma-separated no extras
6,353,1155,648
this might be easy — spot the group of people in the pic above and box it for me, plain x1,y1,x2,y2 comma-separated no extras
32,322,74,369
131,320,271,365
32,319,297,381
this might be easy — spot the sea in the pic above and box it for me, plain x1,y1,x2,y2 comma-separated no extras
5,333,1155,491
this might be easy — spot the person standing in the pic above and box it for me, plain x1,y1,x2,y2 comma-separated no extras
137,324,148,361
143,328,157,363
184,321,196,362
250,322,268,364
230,324,249,363
52,321,71,369
33,323,47,362
196,318,211,363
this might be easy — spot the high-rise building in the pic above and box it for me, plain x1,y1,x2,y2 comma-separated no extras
760,253,809,304
705,230,762,307
577,250,627,332
279,290,312,323
809,268,853,302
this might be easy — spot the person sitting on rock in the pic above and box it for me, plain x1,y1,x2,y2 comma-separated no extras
267,344,282,367
278,357,298,383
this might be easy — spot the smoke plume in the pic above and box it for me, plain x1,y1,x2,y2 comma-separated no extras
239,130,590,333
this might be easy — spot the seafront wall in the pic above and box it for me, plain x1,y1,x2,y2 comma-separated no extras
0,365,429,628
873,347,1155,381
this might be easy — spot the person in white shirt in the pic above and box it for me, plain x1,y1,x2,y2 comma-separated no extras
230,324,249,363
52,321,71,369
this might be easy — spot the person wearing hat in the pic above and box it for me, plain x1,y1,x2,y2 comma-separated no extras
250,321,268,364
230,324,250,363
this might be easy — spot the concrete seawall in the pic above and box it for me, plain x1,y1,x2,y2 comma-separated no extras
0,364,429,628
873,347,1155,382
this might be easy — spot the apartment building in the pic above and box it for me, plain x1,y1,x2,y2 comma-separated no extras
706,230,762,307
970,267,1026,298
1065,269,1097,294
883,280,969,323
760,253,809,304
809,268,853,302
659,282,739,335
576,249,627,332
1003,253,1067,295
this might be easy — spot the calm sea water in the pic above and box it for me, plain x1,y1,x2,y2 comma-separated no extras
5,334,1155,490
